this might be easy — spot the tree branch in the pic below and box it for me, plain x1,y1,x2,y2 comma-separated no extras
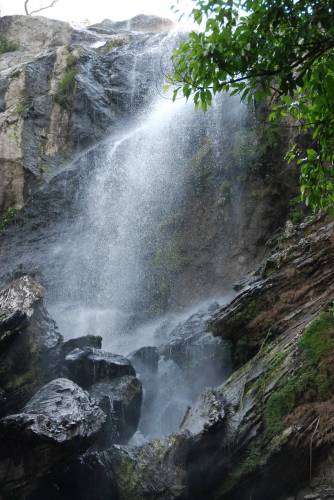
24,0,59,16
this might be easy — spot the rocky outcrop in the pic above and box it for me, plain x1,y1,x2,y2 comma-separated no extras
129,346,159,374
0,14,174,215
76,216,334,500
63,347,142,444
160,302,232,392
0,275,62,416
0,378,106,499
90,15,175,34
64,347,136,387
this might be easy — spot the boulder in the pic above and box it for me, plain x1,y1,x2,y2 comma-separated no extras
61,334,102,358
160,304,232,396
129,346,159,374
63,347,135,388
0,378,106,498
90,375,142,444
0,308,28,353
0,276,62,416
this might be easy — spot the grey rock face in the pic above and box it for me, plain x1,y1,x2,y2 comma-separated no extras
129,346,159,374
0,14,172,215
0,276,62,416
0,378,106,499
160,303,233,396
90,14,174,34
64,347,136,388
61,334,103,358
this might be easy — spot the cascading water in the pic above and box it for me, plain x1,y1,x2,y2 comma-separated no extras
47,27,245,439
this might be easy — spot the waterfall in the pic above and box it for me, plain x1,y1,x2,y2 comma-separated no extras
46,29,245,438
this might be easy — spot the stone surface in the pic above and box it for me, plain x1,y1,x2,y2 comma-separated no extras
90,15,174,33
90,375,142,444
160,303,232,395
0,15,171,216
67,218,334,500
129,346,159,374
64,347,136,388
0,276,62,416
0,378,106,499
60,334,102,358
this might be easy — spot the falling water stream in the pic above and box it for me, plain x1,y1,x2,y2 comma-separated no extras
47,29,245,440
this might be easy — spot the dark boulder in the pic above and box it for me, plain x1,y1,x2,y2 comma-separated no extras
0,378,106,499
90,375,142,444
40,450,120,500
160,304,232,397
63,347,135,388
0,309,28,353
61,335,102,358
0,276,62,416
129,346,159,374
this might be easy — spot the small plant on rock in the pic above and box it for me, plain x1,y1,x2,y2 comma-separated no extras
0,38,19,54
0,208,17,234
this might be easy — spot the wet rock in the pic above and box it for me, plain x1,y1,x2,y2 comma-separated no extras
0,378,106,499
160,304,232,396
49,450,119,500
129,346,159,374
0,308,28,352
180,389,225,435
90,15,174,34
211,219,334,365
64,347,135,388
90,375,142,444
61,334,102,358
0,276,62,416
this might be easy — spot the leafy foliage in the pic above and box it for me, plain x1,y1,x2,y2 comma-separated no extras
171,0,334,210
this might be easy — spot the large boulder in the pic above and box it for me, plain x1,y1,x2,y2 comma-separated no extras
63,347,136,388
60,334,102,358
0,378,106,498
0,275,62,416
90,375,142,444
160,303,232,396
129,346,159,374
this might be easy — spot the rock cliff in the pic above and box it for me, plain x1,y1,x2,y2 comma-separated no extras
0,12,332,500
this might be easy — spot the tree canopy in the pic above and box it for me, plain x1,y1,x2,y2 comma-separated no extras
171,0,334,211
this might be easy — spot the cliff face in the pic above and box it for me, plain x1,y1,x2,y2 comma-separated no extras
0,16,297,310
94,216,334,500
0,15,166,215
1,13,331,500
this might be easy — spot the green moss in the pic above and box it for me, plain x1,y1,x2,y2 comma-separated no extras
264,308,334,437
104,37,129,51
252,351,286,396
16,97,29,115
299,308,334,363
116,457,145,500
0,38,19,54
55,65,77,110
265,371,309,435
0,207,17,234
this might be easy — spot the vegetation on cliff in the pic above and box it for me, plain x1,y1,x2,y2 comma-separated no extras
0,38,19,54
172,0,334,212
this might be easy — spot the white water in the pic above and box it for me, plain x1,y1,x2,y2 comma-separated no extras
48,31,245,439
